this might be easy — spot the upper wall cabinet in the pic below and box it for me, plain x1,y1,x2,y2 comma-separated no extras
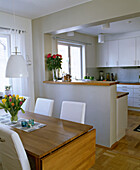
96,37,139,67
136,37,140,66
118,38,136,66
108,40,119,67
96,42,108,67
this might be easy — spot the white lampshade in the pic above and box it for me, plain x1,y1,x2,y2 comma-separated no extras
98,34,104,43
6,54,28,78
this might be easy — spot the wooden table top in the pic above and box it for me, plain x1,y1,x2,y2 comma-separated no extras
13,111,93,159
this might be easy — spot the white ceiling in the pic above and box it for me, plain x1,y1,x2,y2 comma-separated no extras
0,0,92,19
77,17,140,36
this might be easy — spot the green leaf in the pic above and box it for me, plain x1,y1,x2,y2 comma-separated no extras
21,108,25,113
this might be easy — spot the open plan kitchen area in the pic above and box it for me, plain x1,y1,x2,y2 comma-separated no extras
42,11,140,169
0,0,140,169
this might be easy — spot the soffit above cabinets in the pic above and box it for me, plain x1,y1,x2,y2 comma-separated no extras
77,17,140,36
0,0,92,19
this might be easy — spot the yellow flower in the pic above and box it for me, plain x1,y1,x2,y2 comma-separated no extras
4,95,7,98
13,94,15,97
16,95,19,100
9,96,12,99
19,97,24,100
2,99,6,104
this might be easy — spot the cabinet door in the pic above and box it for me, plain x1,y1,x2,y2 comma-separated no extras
128,97,134,107
136,37,140,65
96,42,108,67
108,40,119,67
118,38,136,66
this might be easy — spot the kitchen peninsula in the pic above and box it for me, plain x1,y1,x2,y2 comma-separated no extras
43,80,119,148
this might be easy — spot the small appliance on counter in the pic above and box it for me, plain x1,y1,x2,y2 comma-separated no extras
99,71,104,81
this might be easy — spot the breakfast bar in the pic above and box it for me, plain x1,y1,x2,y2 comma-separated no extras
43,80,119,148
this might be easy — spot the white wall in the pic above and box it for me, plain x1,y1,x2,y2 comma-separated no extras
32,0,140,98
43,83,117,147
0,11,35,111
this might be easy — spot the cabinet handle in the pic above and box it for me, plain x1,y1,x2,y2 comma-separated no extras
134,60,136,65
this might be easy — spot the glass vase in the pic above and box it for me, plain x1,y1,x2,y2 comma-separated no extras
52,69,57,81
10,111,18,124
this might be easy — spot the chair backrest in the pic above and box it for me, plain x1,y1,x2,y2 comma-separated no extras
60,101,86,124
0,124,30,170
21,96,31,112
34,98,54,116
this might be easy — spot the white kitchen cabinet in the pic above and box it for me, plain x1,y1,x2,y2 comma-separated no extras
96,42,108,67
133,85,140,107
136,37,140,65
128,97,134,107
118,38,136,66
117,84,140,108
117,84,134,107
108,40,119,67
117,85,134,97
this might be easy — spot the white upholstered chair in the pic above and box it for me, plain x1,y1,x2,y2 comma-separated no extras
0,124,30,170
60,101,86,124
21,96,31,112
34,98,54,116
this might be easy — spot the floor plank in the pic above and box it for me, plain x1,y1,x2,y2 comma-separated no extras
90,110,140,170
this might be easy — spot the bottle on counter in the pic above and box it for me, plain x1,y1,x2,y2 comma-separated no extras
106,73,110,81
111,73,115,81
115,73,118,81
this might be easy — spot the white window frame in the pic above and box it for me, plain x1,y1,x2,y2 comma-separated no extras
0,33,11,92
58,41,86,79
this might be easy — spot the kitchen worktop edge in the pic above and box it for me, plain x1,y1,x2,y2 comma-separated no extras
43,80,119,86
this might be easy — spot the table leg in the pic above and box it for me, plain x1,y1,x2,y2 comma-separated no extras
35,157,41,170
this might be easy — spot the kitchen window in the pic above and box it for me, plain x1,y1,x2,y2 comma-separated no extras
0,34,11,92
58,42,85,79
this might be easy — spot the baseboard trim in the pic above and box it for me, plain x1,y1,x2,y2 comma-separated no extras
128,107,140,112
96,141,118,150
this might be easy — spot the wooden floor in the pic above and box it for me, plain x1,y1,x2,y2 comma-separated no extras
90,110,140,170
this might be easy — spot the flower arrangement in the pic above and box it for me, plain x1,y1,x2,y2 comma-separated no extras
46,53,62,71
0,95,26,122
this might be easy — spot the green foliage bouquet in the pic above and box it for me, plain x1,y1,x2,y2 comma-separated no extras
46,53,62,71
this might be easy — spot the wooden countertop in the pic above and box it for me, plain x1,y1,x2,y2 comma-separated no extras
119,82,140,85
117,92,129,98
43,80,118,86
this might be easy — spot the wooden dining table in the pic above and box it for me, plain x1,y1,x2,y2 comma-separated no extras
12,111,96,170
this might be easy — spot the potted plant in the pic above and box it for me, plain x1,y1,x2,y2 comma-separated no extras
46,53,62,81
0,94,26,123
